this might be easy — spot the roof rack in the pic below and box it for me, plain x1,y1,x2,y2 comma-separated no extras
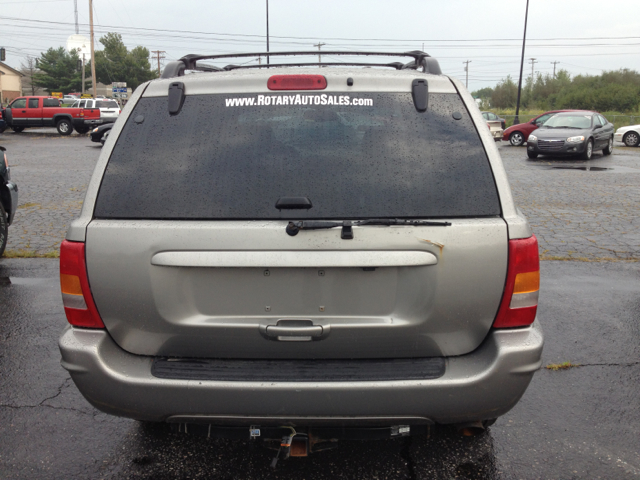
161,51,442,79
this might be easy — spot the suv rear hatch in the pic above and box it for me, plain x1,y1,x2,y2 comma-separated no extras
86,75,507,359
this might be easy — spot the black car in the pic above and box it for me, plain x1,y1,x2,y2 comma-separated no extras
526,112,614,160
0,146,19,256
90,123,113,145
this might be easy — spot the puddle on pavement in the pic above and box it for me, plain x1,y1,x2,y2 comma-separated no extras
533,165,640,173
0,277,53,286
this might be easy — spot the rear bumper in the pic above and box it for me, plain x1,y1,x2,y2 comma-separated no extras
59,319,543,426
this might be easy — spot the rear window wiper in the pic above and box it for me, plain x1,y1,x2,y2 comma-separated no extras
286,219,451,239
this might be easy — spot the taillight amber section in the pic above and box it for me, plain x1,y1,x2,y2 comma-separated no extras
513,271,540,294
59,240,105,328
60,274,83,295
493,235,540,328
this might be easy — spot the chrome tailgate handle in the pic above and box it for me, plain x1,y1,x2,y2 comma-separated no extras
266,325,323,337
260,320,329,342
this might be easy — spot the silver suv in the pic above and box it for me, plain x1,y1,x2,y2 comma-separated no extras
59,51,543,451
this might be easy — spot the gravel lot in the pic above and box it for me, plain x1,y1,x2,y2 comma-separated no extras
2,131,639,260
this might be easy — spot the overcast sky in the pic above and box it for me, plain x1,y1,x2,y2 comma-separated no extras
2,0,639,91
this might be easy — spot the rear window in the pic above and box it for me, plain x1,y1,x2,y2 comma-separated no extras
95,92,500,220
96,101,119,109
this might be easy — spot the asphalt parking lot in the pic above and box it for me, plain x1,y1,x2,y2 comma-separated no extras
1,132,639,479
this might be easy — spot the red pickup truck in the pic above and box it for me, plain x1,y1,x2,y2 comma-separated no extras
1,96,103,135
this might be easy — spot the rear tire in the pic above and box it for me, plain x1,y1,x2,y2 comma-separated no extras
581,139,593,160
56,119,73,136
602,136,613,155
0,202,8,257
623,131,639,147
509,131,525,146
527,151,538,159
75,126,90,134
11,126,24,133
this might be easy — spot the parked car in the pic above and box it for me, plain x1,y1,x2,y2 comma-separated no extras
485,119,503,141
58,51,543,454
502,110,586,146
90,123,113,145
482,111,506,130
614,124,640,147
3,96,102,135
526,112,614,160
0,146,18,257
71,98,121,123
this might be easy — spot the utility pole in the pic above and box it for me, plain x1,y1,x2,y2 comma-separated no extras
528,58,537,82
313,42,326,66
266,0,270,65
551,61,560,78
81,54,85,95
463,60,472,88
514,0,530,125
89,0,97,98
151,50,166,76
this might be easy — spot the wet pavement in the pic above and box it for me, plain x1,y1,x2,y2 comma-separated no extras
1,131,639,478
1,258,639,479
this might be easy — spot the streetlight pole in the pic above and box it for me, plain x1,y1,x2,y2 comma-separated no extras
514,0,530,125
266,0,270,65
89,0,97,98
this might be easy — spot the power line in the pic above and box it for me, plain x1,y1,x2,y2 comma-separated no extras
2,15,640,44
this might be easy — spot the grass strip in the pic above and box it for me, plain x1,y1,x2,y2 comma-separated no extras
3,249,59,258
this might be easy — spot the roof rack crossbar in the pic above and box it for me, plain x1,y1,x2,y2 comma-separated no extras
161,51,442,79
222,62,407,71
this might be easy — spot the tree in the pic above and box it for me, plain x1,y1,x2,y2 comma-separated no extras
491,76,518,109
32,47,86,93
472,87,494,100
20,57,39,95
486,68,640,113
93,33,156,90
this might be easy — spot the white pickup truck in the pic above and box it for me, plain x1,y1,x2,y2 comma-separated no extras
70,99,121,123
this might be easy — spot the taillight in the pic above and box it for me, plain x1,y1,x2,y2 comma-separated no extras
268,75,327,90
59,240,105,328
493,235,540,328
